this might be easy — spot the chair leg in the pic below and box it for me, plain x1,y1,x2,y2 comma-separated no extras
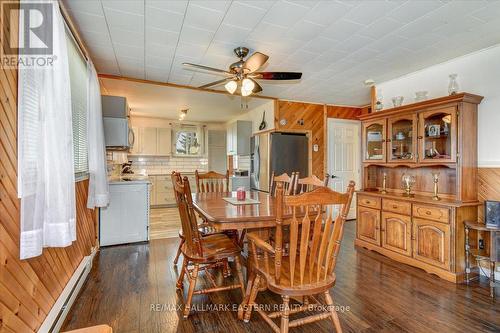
324,291,342,333
244,274,261,323
183,263,199,318
238,271,256,320
176,257,188,290
223,259,231,277
280,295,290,333
174,238,184,265
234,255,246,296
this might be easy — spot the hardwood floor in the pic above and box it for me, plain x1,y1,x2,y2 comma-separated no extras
149,207,181,240
62,221,500,333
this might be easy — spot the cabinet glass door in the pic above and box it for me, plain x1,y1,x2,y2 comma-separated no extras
388,114,417,163
419,107,456,163
363,120,386,162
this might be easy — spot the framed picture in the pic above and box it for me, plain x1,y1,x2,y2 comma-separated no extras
428,124,440,137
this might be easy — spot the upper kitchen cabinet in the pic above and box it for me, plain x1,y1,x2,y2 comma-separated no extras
388,113,417,163
418,106,457,164
130,126,172,156
227,120,252,156
362,119,386,162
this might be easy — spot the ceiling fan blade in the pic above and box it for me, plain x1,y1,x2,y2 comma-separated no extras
252,72,302,80
183,63,232,76
243,52,269,73
251,79,263,93
198,78,231,89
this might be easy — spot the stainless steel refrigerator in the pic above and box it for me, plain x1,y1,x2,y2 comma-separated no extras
250,132,309,192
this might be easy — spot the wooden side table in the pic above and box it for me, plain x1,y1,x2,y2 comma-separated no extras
464,221,500,298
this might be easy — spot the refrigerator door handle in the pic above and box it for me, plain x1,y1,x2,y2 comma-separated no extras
255,145,260,182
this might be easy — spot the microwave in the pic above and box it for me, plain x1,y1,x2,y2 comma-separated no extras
103,117,134,150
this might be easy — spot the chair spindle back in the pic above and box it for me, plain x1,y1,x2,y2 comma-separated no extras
296,174,330,194
195,170,230,193
269,172,298,197
273,180,355,287
172,173,203,257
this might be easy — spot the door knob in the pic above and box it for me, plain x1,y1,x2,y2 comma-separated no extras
331,175,338,179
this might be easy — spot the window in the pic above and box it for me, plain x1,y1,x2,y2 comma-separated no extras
66,28,88,179
172,125,205,156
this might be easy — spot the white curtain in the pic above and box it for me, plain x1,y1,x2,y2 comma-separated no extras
86,62,109,208
18,0,76,259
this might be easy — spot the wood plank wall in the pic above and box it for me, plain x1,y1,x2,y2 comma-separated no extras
275,101,361,178
0,3,97,332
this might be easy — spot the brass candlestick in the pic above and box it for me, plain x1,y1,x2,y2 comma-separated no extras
381,172,388,194
432,172,440,200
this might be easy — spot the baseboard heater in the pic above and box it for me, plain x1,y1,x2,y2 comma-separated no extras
38,249,97,333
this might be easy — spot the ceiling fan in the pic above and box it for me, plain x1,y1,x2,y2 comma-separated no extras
182,47,302,97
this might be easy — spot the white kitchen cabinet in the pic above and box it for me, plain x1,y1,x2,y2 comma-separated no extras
130,126,141,154
227,120,252,156
141,127,158,155
208,130,227,173
157,128,172,155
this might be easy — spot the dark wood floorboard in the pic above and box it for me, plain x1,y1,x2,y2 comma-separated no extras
62,221,500,333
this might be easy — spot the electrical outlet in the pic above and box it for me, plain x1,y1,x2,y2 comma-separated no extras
479,239,485,250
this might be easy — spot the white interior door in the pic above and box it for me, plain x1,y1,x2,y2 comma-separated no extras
327,119,361,220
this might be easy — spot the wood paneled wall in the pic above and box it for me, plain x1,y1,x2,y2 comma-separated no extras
0,4,97,332
275,101,361,178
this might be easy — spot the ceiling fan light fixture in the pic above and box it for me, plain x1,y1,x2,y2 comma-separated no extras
241,86,252,97
242,78,255,92
225,80,237,94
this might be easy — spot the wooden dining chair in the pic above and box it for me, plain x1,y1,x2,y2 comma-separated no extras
269,172,298,197
243,180,355,333
295,174,330,194
195,170,230,193
172,174,246,318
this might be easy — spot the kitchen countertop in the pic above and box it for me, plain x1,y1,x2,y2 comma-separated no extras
108,175,151,184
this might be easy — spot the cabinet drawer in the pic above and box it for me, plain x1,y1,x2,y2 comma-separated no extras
358,195,381,209
382,199,411,215
156,180,172,193
412,204,449,223
156,191,176,205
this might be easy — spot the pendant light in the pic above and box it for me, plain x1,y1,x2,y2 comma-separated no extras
225,80,237,94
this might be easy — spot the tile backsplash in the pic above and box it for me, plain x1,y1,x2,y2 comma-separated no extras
128,155,208,175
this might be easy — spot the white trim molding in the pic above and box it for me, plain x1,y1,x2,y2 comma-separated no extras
478,161,500,168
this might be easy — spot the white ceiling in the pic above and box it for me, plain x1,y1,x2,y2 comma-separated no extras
65,0,500,106
100,77,272,122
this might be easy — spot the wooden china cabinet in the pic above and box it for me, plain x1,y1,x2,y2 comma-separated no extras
356,93,483,283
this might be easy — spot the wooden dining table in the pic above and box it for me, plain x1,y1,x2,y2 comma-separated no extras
191,190,287,318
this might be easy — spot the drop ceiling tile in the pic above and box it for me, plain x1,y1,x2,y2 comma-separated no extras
146,27,179,48
205,41,240,57
175,42,209,58
190,0,231,12
184,3,227,32
200,54,234,70
237,1,276,11
429,0,488,22
336,34,375,53
303,1,352,26
302,36,338,54
223,1,267,30
168,73,193,85
146,0,188,14
358,17,403,39
432,16,484,36
387,0,444,24
102,0,144,15
86,43,115,60
214,24,252,43
398,33,444,52
179,25,215,45
190,72,225,86
287,20,326,42
67,10,109,34
79,29,112,48
109,28,144,47
64,0,104,16
145,42,176,59
262,0,309,28
145,70,169,82
248,22,287,43
368,33,408,52
145,65,171,77
343,0,403,25
471,2,500,22
146,6,184,32
121,67,145,79
113,44,144,60
262,37,303,56
286,50,319,65
316,49,348,63
321,19,365,42
104,7,144,32
95,61,121,75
